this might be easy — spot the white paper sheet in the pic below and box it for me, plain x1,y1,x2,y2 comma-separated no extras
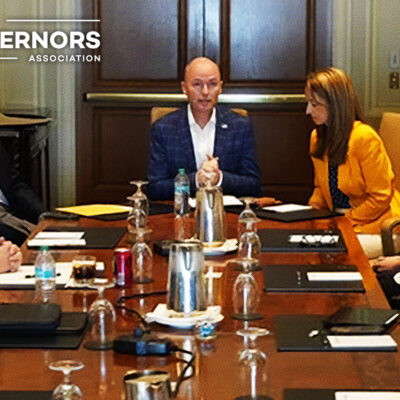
189,195,242,208
27,238,86,247
263,203,312,213
0,263,73,286
0,262,105,288
35,231,85,239
327,335,397,349
307,272,362,281
335,391,400,400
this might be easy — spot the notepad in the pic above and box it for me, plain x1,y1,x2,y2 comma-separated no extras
327,335,397,349
263,203,312,213
335,392,400,400
307,272,363,281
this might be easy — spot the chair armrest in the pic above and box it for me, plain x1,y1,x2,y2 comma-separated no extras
381,217,400,256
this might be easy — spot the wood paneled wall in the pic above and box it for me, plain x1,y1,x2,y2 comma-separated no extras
76,0,331,204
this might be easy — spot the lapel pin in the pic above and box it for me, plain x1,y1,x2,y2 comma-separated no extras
221,123,228,129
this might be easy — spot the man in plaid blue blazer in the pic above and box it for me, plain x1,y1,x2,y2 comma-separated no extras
147,57,261,200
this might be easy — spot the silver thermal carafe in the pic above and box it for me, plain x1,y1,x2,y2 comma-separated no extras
195,186,226,246
167,240,206,313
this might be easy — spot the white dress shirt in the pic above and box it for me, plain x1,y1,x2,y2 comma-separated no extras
187,106,223,187
187,105,216,169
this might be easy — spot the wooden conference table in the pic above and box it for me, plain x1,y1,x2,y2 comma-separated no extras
1,212,400,399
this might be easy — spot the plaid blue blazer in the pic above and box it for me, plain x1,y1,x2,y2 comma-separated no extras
147,106,261,200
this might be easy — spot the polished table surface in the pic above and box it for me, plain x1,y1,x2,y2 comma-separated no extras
2,212,400,399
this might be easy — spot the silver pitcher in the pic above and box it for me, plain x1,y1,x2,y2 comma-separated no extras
124,370,172,400
167,240,206,313
195,186,226,246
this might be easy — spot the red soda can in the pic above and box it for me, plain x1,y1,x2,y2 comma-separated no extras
113,247,132,287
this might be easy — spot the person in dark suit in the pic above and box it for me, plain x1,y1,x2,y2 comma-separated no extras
0,141,44,246
147,57,261,200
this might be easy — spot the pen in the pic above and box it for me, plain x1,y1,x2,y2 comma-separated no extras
25,273,61,278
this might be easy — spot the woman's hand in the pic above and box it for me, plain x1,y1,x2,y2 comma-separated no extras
309,202,322,210
372,256,400,273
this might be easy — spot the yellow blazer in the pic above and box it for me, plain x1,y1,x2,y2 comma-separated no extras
308,121,400,233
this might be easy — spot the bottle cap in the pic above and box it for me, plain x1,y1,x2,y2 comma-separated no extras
40,245,50,251
178,168,185,173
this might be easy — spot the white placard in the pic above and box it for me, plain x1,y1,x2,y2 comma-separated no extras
335,391,400,400
288,234,339,244
327,335,397,349
263,203,312,213
307,272,362,281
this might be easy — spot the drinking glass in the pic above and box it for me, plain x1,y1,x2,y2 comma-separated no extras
238,230,261,260
232,261,261,320
236,218,261,271
239,197,257,220
237,327,269,365
234,347,271,400
72,255,96,285
49,360,84,400
131,229,153,283
127,207,147,234
84,279,116,350
128,180,149,215
238,197,257,239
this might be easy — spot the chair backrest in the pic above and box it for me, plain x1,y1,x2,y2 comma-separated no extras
379,112,400,192
150,106,248,125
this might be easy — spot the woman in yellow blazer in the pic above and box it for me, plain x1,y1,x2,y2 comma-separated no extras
306,67,400,233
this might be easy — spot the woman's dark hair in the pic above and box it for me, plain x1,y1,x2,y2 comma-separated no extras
306,67,365,165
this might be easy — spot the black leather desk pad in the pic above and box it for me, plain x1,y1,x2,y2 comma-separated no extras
0,312,87,349
263,265,365,292
0,392,52,400
259,229,347,253
37,226,126,249
92,202,174,221
276,314,397,352
284,389,400,400
325,307,399,327
255,208,340,222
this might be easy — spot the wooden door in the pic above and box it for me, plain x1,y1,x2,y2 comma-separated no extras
77,0,332,203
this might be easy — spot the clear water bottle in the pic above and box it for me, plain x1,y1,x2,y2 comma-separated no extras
35,246,56,303
174,168,190,216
